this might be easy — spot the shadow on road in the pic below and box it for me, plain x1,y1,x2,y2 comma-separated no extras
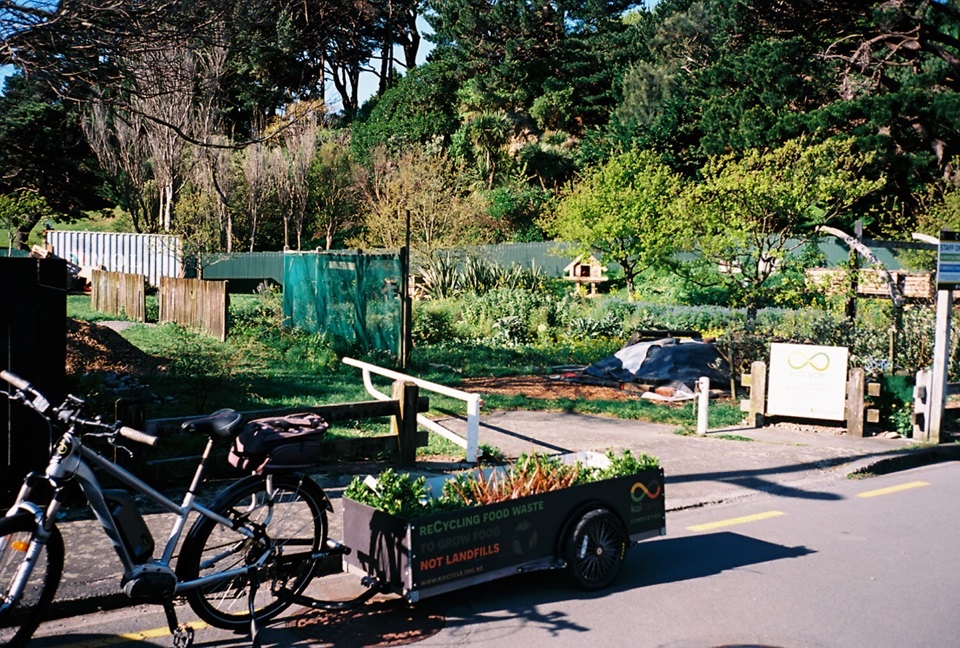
627,532,813,587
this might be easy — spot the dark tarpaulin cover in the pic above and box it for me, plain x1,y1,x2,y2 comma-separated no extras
581,338,730,389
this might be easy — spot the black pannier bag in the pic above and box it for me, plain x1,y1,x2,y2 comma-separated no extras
228,412,329,474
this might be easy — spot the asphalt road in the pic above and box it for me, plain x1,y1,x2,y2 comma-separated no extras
27,461,960,648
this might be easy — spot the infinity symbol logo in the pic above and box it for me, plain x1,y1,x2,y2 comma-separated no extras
787,351,830,371
631,481,662,502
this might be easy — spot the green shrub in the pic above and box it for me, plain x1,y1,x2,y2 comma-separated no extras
418,255,460,299
458,288,556,339
872,373,916,437
413,303,457,345
565,314,622,340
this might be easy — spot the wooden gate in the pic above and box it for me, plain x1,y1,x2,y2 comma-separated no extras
0,257,67,504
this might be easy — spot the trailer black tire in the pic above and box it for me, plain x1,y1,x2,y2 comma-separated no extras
565,508,628,590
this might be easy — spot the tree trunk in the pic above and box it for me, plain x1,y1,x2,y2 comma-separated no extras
248,208,258,252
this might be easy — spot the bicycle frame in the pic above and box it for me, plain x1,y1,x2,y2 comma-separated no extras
6,426,279,603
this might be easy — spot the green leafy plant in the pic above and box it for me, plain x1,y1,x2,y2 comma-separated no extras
418,255,461,299
344,468,428,518
478,443,506,465
346,450,660,519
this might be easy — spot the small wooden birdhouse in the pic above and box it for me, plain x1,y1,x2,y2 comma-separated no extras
563,255,609,296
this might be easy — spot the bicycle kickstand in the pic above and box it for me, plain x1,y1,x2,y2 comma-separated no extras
248,566,263,648
162,600,195,648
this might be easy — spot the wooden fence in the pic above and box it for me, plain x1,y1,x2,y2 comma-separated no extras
90,269,146,322
136,382,429,483
741,361,880,436
159,277,228,341
806,268,934,300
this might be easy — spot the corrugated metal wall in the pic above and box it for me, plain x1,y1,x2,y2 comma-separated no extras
462,242,575,275
200,252,285,285
45,231,183,287
198,245,577,286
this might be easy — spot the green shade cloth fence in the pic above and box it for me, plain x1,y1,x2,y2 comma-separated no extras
283,251,402,355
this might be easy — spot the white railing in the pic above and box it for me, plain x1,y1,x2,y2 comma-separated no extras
342,357,482,463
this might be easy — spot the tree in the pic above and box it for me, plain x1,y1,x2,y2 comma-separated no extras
547,149,684,295
356,145,491,252
676,137,885,315
307,131,359,250
132,44,194,232
351,62,460,160
239,140,274,251
83,103,159,233
456,111,512,190
424,0,641,129
371,0,424,95
617,1,714,127
190,136,241,252
0,73,106,241
273,116,319,250
0,190,53,251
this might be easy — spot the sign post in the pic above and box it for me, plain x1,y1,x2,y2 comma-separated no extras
927,231,960,442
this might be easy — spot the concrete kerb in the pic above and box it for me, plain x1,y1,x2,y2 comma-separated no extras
845,441,960,477
33,417,960,622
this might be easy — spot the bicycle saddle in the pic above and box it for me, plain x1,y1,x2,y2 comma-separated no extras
181,408,244,438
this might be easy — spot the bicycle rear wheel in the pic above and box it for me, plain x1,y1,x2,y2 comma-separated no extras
0,512,64,648
177,473,329,630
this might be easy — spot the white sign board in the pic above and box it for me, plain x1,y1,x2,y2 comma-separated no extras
767,343,849,421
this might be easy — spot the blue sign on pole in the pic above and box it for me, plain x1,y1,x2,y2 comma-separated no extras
937,230,960,287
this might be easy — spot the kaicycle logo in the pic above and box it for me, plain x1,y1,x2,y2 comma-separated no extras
630,481,662,502
787,350,830,371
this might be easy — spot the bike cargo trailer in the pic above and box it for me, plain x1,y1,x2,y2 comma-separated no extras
342,451,666,601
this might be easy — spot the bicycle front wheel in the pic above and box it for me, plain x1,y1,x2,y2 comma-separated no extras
0,512,64,648
177,473,329,630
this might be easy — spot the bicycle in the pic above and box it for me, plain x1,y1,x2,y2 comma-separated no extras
0,369,360,648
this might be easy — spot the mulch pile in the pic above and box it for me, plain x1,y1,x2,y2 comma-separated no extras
65,319,161,376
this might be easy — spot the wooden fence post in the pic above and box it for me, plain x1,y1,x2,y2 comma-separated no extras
392,380,419,467
745,361,766,427
846,368,865,437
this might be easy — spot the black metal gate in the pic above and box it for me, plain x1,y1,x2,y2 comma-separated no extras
1,257,67,505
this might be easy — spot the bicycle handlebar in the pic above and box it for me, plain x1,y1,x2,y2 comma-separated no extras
3,369,158,446
119,426,159,447
1,369,32,392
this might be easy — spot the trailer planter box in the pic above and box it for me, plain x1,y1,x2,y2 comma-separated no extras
343,452,666,601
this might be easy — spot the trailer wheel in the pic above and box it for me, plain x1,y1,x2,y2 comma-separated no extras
565,508,628,590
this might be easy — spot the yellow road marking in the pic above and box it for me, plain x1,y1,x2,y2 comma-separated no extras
120,621,207,640
687,510,785,532
858,481,929,498
48,622,206,648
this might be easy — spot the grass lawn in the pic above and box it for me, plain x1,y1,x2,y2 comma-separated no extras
67,293,744,460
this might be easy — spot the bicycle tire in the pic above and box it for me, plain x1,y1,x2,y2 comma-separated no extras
565,508,628,591
0,512,64,648
177,473,329,630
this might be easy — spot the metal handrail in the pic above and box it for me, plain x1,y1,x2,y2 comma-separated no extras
342,357,482,462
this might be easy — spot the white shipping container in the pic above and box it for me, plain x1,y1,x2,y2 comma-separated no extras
45,230,183,287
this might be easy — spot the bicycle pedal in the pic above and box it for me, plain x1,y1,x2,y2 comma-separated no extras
360,575,382,589
172,625,195,648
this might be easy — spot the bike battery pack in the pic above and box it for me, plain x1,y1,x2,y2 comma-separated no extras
103,489,155,564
